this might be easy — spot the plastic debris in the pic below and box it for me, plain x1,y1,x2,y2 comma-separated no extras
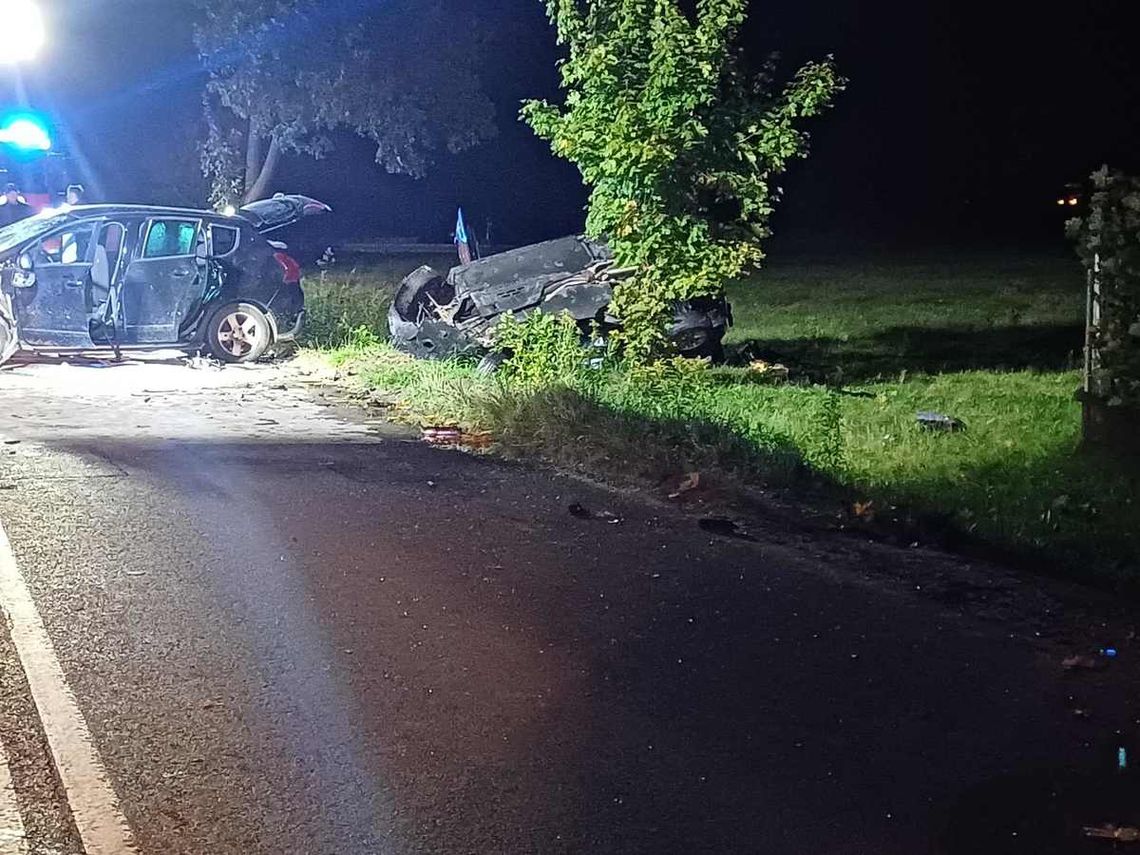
422,426,463,445
185,354,223,371
916,411,964,432
422,426,493,450
668,472,701,500
568,503,622,524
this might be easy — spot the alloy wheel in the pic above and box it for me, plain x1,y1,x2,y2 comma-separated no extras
216,311,262,359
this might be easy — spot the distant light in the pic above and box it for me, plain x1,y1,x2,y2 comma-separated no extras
223,204,237,217
0,115,52,152
1067,197,1079,206
0,0,46,65
1056,199,1065,206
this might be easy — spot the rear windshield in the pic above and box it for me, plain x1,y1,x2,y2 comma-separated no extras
0,212,72,255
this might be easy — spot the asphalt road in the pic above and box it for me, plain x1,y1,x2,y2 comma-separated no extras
0,354,1138,854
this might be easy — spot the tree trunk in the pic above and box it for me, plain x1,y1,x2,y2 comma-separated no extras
243,137,282,204
244,126,264,191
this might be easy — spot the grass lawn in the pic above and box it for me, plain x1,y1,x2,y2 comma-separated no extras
301,250,1139,581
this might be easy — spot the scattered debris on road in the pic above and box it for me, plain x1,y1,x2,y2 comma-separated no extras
421,426,494,450
184,354,224,371
668,472,701,500
568,503,622,524
422,426,463,445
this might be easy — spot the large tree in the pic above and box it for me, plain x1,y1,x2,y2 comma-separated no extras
195,0,496,205
523,0,844,358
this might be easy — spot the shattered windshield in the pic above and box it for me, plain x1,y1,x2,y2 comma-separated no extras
0,213,72,255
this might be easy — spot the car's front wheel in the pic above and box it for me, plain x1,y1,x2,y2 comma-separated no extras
206,302,272,363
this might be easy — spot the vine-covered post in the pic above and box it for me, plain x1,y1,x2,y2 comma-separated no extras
1068,168,1140,453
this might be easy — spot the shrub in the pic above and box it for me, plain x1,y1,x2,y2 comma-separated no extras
491,311,594,391
301,273,391,349
522,0,844,359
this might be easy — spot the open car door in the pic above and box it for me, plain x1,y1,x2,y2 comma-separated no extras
10,221,99,348
238,194,331,234
88,220,131,351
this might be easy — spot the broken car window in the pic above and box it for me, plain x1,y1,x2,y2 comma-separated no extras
31,223,96,266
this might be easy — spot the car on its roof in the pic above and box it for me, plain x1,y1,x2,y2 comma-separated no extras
389,236,733,362
0,194,329,366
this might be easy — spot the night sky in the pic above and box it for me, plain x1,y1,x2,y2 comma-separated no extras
10,0,1140,250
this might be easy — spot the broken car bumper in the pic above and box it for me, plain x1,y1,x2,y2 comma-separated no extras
274,310,305,342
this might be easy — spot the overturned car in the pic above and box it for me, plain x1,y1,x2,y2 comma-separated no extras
0,194,329,366
388,236,732,362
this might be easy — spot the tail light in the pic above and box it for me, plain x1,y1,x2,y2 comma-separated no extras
273,251,302,285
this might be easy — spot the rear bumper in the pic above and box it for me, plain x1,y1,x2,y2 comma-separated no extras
274,310,305,342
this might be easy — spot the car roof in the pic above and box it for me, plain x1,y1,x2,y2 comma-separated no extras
65,204,244,223
57,206,254,232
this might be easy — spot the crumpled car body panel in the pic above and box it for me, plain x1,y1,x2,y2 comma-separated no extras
388,236,731,361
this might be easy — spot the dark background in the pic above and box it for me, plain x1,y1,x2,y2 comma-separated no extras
6,0,1140,251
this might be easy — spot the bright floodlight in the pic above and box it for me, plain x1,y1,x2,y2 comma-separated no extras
0,116,52,151
0,0,46,64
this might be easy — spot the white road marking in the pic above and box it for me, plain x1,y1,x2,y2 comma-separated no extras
0,522,138,855
0,740,27,855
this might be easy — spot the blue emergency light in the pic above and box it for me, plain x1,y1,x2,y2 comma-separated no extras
0,113,52,152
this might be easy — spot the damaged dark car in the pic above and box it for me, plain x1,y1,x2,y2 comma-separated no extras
388,236,732,362
0,194,329,366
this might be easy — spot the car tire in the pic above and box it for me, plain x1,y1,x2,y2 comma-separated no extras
0,315,15,367
206,302,272,363
392,267,451,322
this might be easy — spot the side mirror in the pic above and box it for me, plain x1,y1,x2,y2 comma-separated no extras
17,252,33,272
